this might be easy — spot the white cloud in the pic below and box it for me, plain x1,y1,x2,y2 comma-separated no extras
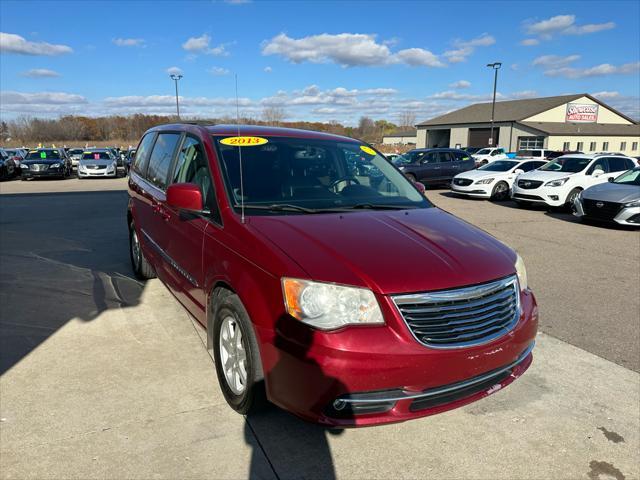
263,66,272,73
182,34,228,56
0,32,72,55
520,38,540,46
1,91,87,105
544,61,640,79
112,38,145,47
592,91,619,99
103,95,251,108
532,54,580,68
209,67,230,76
166,66,183,76
449,80,471,89
20,68,61,78
428,90,537,101
261,32,443,67
524,15,615,40
443,34,495,63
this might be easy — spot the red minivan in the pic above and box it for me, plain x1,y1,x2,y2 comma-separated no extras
127,123,538,426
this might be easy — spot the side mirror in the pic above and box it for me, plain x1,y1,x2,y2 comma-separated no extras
413,180,426,194
514,169,524,174
166,183,203,212
592,168,605,177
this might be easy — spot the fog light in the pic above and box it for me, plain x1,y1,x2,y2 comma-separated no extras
627,214,640,224
549,195,559,201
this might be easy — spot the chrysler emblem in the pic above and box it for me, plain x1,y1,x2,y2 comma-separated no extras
596,202,604,208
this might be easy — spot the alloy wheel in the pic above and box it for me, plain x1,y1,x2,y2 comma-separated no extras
131,229,141,271
219,316,248,395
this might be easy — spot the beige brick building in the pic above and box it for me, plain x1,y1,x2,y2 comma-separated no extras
416,93,640,155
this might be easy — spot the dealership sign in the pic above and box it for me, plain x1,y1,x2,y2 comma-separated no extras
566,103,599,123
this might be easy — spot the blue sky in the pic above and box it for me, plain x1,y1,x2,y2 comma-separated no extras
1,0,639,125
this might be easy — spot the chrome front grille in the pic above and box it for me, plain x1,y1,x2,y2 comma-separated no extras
392,275,520,348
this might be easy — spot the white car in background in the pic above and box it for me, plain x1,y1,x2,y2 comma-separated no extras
511,153,637,210
451,159,546,200
68,148,85,168
472,147,508,166
77,149,119,178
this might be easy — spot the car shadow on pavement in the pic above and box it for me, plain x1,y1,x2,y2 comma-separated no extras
244,316,350,479
0,190,143,375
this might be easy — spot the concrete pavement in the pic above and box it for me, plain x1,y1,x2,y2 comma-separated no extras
0,178,638,479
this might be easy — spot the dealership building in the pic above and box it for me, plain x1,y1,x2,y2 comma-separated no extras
416,93,640,154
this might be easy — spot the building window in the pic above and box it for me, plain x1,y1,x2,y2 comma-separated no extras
602,141,609,151
589,142,596,151
620,142,626,151
577,142,584,151
518,136,545,149
562,141,570,151
632,142,638,151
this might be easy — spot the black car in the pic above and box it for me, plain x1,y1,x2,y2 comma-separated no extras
21,148,73,180
0,148,18,180
393,148,476,186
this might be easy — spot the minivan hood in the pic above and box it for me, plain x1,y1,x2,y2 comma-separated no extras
249,208,516,295
583,182,640,203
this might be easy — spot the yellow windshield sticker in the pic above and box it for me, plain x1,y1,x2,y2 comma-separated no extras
220,136,268,147
360,145,376,156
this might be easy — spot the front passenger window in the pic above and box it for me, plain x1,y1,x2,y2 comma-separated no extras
146,133,181,190
172,137,220,222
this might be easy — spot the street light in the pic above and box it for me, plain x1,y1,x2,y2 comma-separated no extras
486,62,502,147
170,73,183,119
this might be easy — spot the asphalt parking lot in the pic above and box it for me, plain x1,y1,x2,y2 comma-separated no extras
0,177,638,480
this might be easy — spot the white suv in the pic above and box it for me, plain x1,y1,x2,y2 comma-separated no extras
472,147,508,166
511,154,637,210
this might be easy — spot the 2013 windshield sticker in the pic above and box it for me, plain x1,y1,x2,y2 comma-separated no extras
360,146,376,156
220,136,268,147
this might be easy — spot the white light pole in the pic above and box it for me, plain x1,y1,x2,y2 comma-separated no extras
170,74,183,119
487,62,502,146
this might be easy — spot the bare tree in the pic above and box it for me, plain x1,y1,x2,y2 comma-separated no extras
398,110,417,128
262,106,286,126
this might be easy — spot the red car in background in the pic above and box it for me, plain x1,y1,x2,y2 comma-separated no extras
127,123,538,426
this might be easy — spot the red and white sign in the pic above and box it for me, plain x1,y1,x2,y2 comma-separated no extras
566,103,599,123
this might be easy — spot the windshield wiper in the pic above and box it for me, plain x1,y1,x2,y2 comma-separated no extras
241,204,326,213
345,203,420,210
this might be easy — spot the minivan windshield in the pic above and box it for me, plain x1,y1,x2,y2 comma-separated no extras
214,136,431,214
613,168,640,185
393,150,424,165
478,160,518,172
539,157,590,173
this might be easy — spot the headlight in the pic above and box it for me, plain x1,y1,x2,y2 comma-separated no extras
515,253,528,291
398,166,405,171
282,278,384,330
50,163,60,168
21,164,30,169
545,177,569,187
624,199,640,207
475,178,494,184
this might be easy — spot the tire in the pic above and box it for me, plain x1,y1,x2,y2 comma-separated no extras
129,221,156,280
490,181,510,201
212,293,265,415
565,188,582,213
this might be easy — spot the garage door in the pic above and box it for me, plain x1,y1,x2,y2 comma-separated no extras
468,128,499,147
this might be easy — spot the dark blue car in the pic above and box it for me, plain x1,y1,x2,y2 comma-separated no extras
393,148,476,186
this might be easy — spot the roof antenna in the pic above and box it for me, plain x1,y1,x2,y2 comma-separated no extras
235,73,245,224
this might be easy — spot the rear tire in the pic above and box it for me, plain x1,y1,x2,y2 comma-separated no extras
129,221,156,280
212,293,266,415
490,181,510,201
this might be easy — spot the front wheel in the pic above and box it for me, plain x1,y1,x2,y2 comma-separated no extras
490,181,510,201
565,188,582,213
213,293,265,415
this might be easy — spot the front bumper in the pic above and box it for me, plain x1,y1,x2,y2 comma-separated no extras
512,184,566,206
574,199,640,226
450,182,492,198
78,168,117,177
21,169,64,179
262,289,538,427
